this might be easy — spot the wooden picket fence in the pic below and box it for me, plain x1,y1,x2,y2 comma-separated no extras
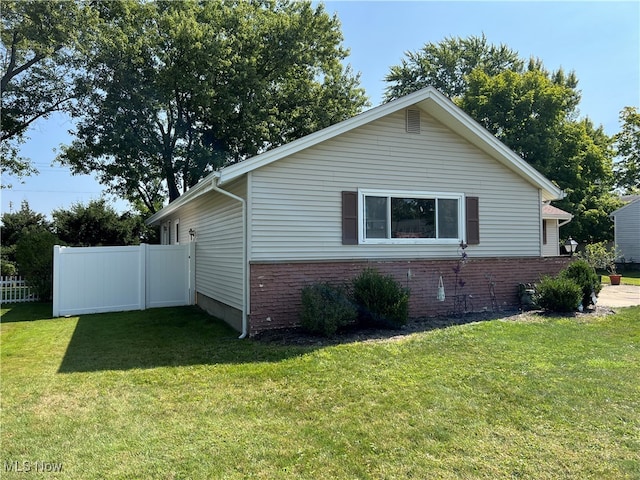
0,276,39,303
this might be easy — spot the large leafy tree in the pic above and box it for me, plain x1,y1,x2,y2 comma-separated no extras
459,66,579,171
0,0,95,181
384,34,524,100
614,106,640,194
385,36,616,242
59,0,368,212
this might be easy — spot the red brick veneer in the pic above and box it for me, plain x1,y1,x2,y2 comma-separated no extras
249,257,571,335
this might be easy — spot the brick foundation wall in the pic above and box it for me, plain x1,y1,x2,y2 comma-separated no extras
249,257,571,335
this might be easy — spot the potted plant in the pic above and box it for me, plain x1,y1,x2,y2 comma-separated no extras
608,263,623,285
580,241,622,285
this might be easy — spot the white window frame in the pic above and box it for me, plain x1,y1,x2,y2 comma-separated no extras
162,221,171,245
358,189,465,245
174,219,180,245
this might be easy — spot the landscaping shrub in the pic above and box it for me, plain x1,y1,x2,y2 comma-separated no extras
351,268,410,328
535,276,583,313
300,283,358,336
559,259,601,307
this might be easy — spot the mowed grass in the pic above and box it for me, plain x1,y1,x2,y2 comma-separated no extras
1,303,639,479
599,268,640,286
606,269,640,286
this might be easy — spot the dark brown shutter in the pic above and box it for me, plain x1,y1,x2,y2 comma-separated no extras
465,196,480,245
342,191,358,245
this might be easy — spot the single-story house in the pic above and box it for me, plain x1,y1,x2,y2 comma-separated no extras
147,87,572,337
610,196,640,263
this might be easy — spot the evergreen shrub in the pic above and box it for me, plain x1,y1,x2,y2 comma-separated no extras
15,231,61,301
559,259,601,307
351,268,410,328
300,283,357,336
535,276,582,313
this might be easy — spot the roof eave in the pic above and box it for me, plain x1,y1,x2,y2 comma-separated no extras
218,87,439,186
145,173,219,226
146,86,566,223
610,198,640,217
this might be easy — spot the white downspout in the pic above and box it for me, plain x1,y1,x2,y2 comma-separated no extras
211,173,248,339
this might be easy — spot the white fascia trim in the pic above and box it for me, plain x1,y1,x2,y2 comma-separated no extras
148,86,565,223
146,91,433,225
543,213,573,220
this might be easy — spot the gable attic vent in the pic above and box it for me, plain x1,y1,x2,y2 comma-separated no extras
406,108,421,134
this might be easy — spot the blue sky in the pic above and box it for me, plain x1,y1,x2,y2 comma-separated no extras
2,1,639,218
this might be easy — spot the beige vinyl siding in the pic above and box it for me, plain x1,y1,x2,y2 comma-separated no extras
613,201,640,261
542,219,560,257
249,109,541,261
166,180,245,310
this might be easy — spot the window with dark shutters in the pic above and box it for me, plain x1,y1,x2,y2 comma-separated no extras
342,191,358,245
465,196,480,245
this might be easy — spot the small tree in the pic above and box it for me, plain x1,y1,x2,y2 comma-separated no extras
579,241,621,274
1,200,51,272
15,231,61,300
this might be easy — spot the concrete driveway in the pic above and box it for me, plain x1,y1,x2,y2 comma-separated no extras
597,284,640,308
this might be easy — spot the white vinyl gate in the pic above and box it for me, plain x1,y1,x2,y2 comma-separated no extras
52,243,195,317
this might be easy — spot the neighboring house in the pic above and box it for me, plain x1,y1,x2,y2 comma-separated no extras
542,204,573,257
147,87,571,337
610,198,640,263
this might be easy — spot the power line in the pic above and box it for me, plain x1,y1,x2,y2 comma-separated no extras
8,189,102,194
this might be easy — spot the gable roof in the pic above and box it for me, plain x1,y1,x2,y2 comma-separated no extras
147,87,565,225
610,198,640,217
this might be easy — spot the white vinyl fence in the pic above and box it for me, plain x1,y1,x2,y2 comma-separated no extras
1,276,40,303
53,243,195,317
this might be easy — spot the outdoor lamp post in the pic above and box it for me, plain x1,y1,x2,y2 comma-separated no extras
565,237,578,256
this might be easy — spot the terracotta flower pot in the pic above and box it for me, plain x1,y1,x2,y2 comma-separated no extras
609,274,622,286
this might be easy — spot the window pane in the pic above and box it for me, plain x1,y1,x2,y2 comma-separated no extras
438,199,458,238
365,196,387,238
391,198,435,238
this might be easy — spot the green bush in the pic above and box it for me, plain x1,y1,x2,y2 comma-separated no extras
300,283,358,336
15,231,61,301
351,268,410,329
1,258,17,276
535,276,583,313
559,259,601,307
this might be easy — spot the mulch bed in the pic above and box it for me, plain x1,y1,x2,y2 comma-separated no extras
253,305,618,346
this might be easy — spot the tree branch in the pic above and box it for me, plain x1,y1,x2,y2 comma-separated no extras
0,95,73,142
1,31,50,93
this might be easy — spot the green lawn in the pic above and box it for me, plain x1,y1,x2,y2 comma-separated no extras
607,269,640,286
597,268,640,286
1,303,639,479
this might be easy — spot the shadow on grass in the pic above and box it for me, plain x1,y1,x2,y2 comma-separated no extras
57,306,314,373
0,302,53,323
